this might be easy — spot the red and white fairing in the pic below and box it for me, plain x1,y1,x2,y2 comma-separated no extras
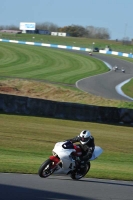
50,141,103,175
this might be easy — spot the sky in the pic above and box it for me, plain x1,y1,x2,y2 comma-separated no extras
0,0,133,40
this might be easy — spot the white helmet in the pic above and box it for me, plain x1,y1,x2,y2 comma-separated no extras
79,130,91,144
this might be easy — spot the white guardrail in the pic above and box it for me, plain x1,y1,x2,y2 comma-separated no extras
0,38,92,52
0,38,133,58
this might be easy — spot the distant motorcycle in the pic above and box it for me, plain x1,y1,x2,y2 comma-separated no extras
38,140,103,180
121,68,125,73
89,52,92,56
113,66,118,72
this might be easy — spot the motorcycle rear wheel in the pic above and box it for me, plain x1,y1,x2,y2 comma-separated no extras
38,159,56,178
70,162,90,180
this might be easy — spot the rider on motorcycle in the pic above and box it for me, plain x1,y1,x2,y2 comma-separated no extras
68,130,95,165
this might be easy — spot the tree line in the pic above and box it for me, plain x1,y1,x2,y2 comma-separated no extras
0,22,110,39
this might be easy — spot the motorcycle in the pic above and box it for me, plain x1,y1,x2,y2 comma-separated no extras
121,68,125,73
89,52,93,56
38,140,103,180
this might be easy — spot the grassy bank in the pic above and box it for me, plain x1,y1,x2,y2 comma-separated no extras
0,42,108,83
0,114,133,181
0,78,133,109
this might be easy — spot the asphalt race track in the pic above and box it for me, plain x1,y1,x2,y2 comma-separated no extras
76,53,133,101
0,173,133,200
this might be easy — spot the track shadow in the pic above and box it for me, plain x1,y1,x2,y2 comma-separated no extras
79,179,133,187
0,184,97,200
49,176,133,187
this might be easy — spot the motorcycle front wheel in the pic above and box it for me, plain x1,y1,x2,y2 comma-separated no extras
38,159,56,178
70,162,90,180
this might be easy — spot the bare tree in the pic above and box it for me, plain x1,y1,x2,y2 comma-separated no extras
86,26,110,39
0,25,18,30
36,22,58,31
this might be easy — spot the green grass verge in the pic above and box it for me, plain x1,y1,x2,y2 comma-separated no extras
0,42,108,84
0,114,133,181
122,78,133,98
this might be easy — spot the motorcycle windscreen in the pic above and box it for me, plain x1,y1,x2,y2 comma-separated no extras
62,141,74,149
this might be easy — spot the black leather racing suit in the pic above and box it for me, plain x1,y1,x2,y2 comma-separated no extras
69,135,95,162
